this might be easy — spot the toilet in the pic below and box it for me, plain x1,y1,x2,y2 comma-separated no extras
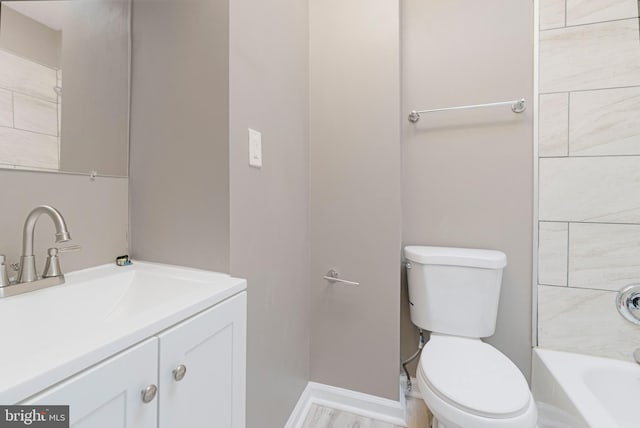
404,246,537,428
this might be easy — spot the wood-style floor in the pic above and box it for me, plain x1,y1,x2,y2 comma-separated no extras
301,397,432,428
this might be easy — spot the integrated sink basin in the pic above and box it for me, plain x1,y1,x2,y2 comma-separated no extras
0,261,246,404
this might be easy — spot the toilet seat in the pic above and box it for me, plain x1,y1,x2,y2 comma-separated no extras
420,335,531,418
417,335,537,428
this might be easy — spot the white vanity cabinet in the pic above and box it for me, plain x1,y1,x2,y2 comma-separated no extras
158,291,246,428
24,291,247,428
25,338,159,428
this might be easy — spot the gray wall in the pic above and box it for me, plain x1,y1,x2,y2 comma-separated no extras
129,0,230,272
0,170,128,274
60,0,130,177
0,4,61,69
130,1,310,427
309,0,402,400
401,0,534,379
229,0,310,426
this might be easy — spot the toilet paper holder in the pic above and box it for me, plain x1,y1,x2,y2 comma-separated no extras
323,269,360,287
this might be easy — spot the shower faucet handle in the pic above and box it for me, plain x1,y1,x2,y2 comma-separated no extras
616,284,640,325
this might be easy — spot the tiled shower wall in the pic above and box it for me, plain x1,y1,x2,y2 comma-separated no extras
537,0,640,361
0,49,60,170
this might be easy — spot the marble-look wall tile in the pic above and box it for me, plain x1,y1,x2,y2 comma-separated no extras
539,157,640,223
0,88,12,127
566,0,638,26
0,127,58,169
569,223,640,290
540,19,640,93
539,222,568,286
539,93,569,156
538,285,640,361
13,93,58,136
541,0,567,30
0,50,57,102
570,87,640,156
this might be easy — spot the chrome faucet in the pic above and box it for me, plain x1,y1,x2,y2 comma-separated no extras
18,205,72,283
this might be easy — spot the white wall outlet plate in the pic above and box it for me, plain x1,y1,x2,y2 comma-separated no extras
248,128,262,168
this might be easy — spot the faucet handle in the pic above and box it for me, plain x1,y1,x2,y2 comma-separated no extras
0,255,9,287
58,245,81,253
42,248,62,278
42,245,81,279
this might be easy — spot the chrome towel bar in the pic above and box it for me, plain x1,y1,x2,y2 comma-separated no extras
323,269,360,286
408,98,526,123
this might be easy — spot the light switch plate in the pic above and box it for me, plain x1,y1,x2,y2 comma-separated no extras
248,128,262,168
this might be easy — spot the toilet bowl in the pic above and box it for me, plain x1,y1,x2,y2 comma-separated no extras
416,335,537,428
404,246,537,428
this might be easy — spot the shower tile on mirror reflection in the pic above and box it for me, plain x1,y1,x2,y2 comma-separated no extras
0,127,58,170
540,0,566,30
0,50,57,103
566,0,639,26
0,88,12,127
13,93,58,136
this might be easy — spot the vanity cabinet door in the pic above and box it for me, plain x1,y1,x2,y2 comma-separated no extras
158,292,246,428
24,338,159,428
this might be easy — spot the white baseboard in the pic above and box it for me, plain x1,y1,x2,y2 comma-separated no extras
284,383,314,428
284,381,407,428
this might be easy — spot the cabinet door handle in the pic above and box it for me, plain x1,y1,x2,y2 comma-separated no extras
141,384,158,403
173,364,187,381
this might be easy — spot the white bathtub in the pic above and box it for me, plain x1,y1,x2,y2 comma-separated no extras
532,348,640,428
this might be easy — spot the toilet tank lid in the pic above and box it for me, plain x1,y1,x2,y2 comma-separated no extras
404,246,507,269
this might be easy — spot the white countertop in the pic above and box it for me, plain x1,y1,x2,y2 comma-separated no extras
0,261,246,404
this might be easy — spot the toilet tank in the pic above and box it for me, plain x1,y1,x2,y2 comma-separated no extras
404,246,507,338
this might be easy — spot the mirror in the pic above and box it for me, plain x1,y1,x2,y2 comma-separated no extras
0,0,130,177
